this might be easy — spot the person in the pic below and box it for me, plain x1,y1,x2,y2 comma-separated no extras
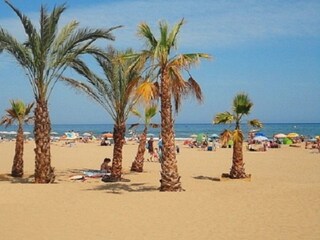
147,137,154,161
100,137,111,146
153,147,159,162
158,136,163,151
100,158,112,173
176,144,180,154
157,147,163,163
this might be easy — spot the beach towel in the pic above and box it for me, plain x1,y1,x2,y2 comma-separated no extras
83,170,110,178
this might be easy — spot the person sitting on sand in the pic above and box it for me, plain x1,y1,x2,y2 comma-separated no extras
100,158,112,173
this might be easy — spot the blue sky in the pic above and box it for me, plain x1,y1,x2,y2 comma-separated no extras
0,0,319,124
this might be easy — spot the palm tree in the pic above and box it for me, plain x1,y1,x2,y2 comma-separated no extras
61,47,142,181
0,1,120,183
130,105,159,172
0,100,34,177
137,19,211,191
214,93,263,179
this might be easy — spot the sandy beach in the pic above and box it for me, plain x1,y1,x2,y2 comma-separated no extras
0,139,319,240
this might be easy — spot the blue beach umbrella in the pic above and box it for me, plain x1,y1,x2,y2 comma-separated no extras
211,133,219,139
253,135,268,142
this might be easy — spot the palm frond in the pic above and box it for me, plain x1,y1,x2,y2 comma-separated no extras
170,53,211,69
137,22,157,48
167,18,185,49
51,20,79,57
5,0,41,60
130,108,142,118
248,119,263,128
135,81,158,103
233,129,243,143
220,129,232,146
40,4,66,56
187,77,203,103
0,28,34,73
213,112,234,124
232,93,253,116
145,105,157,124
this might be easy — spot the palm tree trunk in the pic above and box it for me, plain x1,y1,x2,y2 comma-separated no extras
34,99,55,183
11,125,24,177
230,137,247,178
159,70,182,191
131,127,147,172
110,122,126,181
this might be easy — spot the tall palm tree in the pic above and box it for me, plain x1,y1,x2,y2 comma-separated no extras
0,100,34,177
62,47,142,181
130,104,159,172
214,93,263,179
137,19,211,191
0,1,120,183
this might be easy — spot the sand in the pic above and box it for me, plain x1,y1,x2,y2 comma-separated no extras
0,139,319,240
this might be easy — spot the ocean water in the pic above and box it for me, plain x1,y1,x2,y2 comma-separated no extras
0,123,319,139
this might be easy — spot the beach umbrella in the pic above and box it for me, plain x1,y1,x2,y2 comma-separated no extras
255,132,265,137
83,132,92,137
283,138,293,145
102,133,113,138
196,133,205,143
147,133,155,137
287,132,299,138
211,133,219,139
190,134,197,138
253,135,268,142
274,133,287,138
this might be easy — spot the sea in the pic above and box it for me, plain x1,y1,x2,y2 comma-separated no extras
0,123,319,140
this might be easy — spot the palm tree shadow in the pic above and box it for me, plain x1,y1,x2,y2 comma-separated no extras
193,175,221,182
0,173,34,183
88,182,159,194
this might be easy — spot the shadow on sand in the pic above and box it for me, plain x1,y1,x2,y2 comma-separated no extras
60,168,160,194
193,175,221,182
0,173,34,183
88,182,159,194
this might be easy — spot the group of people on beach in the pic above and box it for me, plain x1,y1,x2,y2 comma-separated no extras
146,137,162,162
145,136,180,162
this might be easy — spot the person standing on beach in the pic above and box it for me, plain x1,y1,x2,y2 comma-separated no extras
147,137,155,161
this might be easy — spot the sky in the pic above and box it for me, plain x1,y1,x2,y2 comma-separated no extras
0,0,319,124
